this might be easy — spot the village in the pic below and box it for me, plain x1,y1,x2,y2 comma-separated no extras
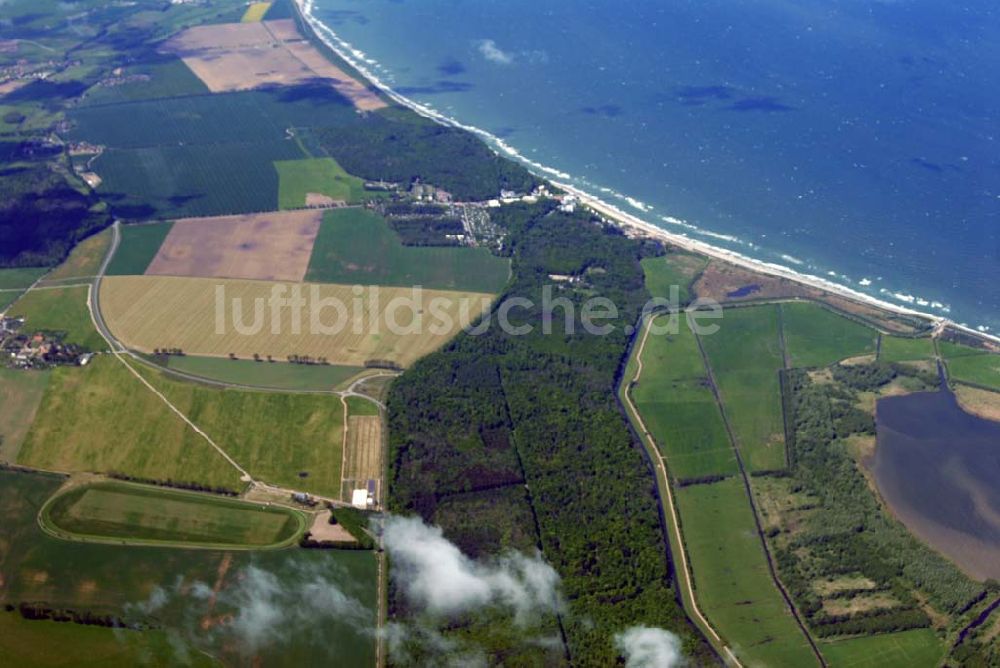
0,316,93,370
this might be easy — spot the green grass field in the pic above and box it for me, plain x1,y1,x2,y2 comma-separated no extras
42,481,303,547
95,141,304,220
166,355,365,391
40,227,113,283
105,222,173,275
18,355,347,497
781,302,877,368
641,252,708,306
0,266,48,290
275,157,368,208
0,612,218,668
7,286,106,351
306,208,510,293
938,341,987,359
820,628,944,668
0,469,377,667
632,317,737,480
701,305,787,471
946,351,1000,391
18,356,243,489
346,394,380,416
0,368,50,463
676,478,817,666
135,362,347,497
879,336,937,363
79,58,210,107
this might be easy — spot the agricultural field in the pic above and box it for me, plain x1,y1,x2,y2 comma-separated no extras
275,157,368,208
346,395,380,416
945,349,1000,391
879,335,937,363
0,267,48,290
306,208,511,293
700,305,787,471
241,2,271,22
161,20,385,110
79,58,210,107
631,317,738,480
641,251,708,306
781,302,877,368
7,285,106,351
819,628,944,668
134,362,347,497
676,478,818,666
105,222,173,275
0,470,377,667
145,210,323,282
93,140,303,220
341,414,383,502
37,226,112,284
0,267,47,310
0,368,50,463
166,355,365,391
0,612,215,668
18,356,244,490
41,481,304,548
100,275,495,368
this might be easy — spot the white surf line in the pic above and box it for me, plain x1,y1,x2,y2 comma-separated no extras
294,0,999,345
624,317,742,668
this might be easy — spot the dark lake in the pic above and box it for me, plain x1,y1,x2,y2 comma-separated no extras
874,388,1000,580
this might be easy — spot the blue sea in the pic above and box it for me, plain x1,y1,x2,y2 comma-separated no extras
308,0,1000,333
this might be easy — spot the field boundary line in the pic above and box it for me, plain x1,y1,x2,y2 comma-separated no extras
621,315,740,667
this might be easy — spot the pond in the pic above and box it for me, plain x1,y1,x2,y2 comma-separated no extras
874,387,1000,581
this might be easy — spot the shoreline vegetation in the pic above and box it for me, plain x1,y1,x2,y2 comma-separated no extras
291,0,1000,349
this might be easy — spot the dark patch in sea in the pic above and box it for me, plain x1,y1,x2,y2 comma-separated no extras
912,157,944,173
437,58,466,76
727,96,795,112
318,10,369,26
580,104,623,118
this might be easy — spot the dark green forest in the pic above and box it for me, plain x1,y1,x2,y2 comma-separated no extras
386,202,712,664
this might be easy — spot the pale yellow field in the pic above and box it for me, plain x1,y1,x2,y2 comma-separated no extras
100,275,494,367
241,2,271,22
341,415,382,502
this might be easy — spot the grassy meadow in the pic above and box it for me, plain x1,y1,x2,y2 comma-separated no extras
879,335,937,363
38,226,112,283
105,222,173,275
819,628,944,668
166,354,365,391
0,368,50,463
641,251,708,306
42,481,303,547
0,470,377,667
0,267,48,290
346,395,380,416
275,157,367,207
631,317,737,480
945,350,1000,391
18,356,243,489
781,302,877,368
306,208,510,293
700,305,787,471
7,285,106,351
676,478,818,666
134,362,347,497
79,58,210,107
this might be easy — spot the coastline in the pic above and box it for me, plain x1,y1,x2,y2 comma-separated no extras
293,0,1000,348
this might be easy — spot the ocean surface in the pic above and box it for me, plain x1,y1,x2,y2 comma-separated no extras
309,0,1000,333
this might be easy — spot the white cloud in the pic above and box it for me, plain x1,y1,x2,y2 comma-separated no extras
614,626,685,668
477,39,514,65
381,514,563,624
